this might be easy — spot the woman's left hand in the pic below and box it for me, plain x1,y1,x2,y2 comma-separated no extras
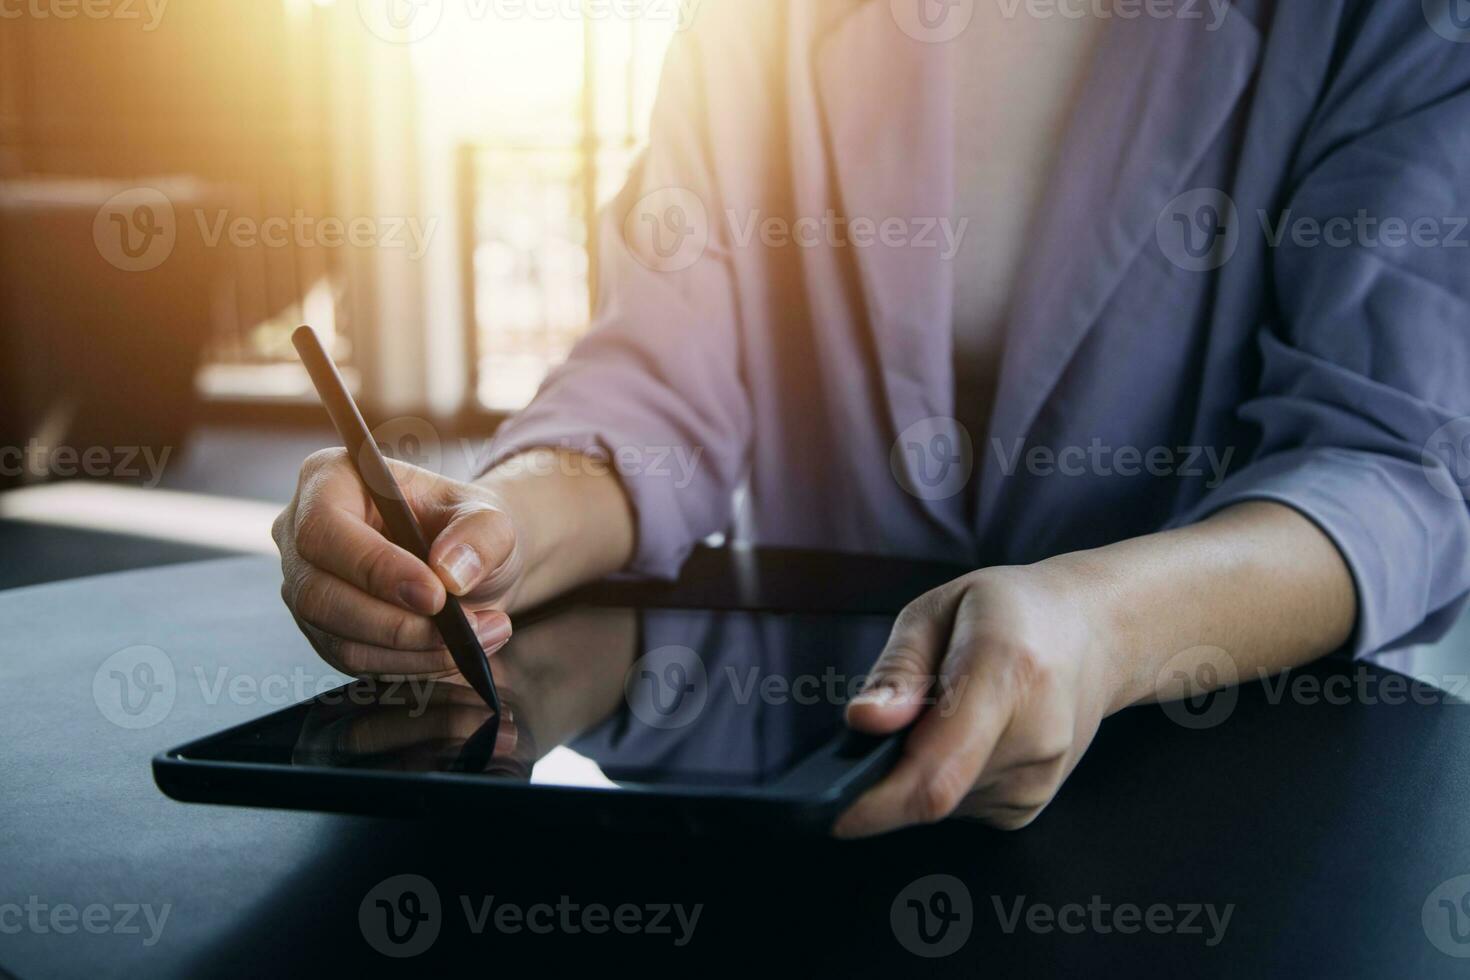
833,563,1116,836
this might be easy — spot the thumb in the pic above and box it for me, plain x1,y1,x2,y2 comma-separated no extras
847,586,959,735
427,502,518,599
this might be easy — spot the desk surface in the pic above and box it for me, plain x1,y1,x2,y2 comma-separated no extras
2,550,1469,978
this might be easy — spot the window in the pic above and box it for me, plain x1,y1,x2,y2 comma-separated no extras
188,2,679,414
424,13,676,411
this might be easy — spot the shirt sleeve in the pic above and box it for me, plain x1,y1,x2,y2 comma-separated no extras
1169,2,1470,657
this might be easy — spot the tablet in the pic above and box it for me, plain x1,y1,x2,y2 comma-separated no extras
154,605,902,835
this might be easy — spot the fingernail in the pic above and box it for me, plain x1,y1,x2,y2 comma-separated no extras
852,684,897,707
397,581,439,615
494,718,518,757
476,613,512,650
438,543,482,595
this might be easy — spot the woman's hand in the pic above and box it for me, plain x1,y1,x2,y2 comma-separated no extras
274,446,636,684
273,449,526,680
835,564,1115,836
833,501,1357,837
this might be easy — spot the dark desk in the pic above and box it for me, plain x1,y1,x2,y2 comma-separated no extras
3,550,1469,977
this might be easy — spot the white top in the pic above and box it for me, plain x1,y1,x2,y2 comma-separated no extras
951,7,1108,446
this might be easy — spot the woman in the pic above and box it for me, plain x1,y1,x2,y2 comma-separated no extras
273,0,1470,836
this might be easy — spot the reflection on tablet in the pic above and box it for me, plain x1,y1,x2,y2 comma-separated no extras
179,607,893,792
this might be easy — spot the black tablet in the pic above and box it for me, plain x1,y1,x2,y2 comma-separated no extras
154,605,902,836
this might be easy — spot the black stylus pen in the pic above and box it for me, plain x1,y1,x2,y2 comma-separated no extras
291,325,502,714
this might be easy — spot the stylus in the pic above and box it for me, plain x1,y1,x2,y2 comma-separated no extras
291,325,502,714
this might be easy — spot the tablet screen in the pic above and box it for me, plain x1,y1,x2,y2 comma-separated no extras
175,607,895,790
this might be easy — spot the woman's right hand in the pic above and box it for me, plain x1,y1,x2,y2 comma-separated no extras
272,448,525,680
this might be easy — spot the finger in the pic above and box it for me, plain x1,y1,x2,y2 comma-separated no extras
954,755,1076,830
428,503,518,598
846,583,963,735
298,505,445,616
284,567,441,651
977,688,1075,774
832,700,1008,838
963,755,1068,810
285,568,512,653
954,802,1046,832
299,620,513,680
292,462,446,616
334,631,513,680
297,620,450,685
834,619,1021,838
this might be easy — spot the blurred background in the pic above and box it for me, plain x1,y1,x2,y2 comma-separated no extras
0,0,681,588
